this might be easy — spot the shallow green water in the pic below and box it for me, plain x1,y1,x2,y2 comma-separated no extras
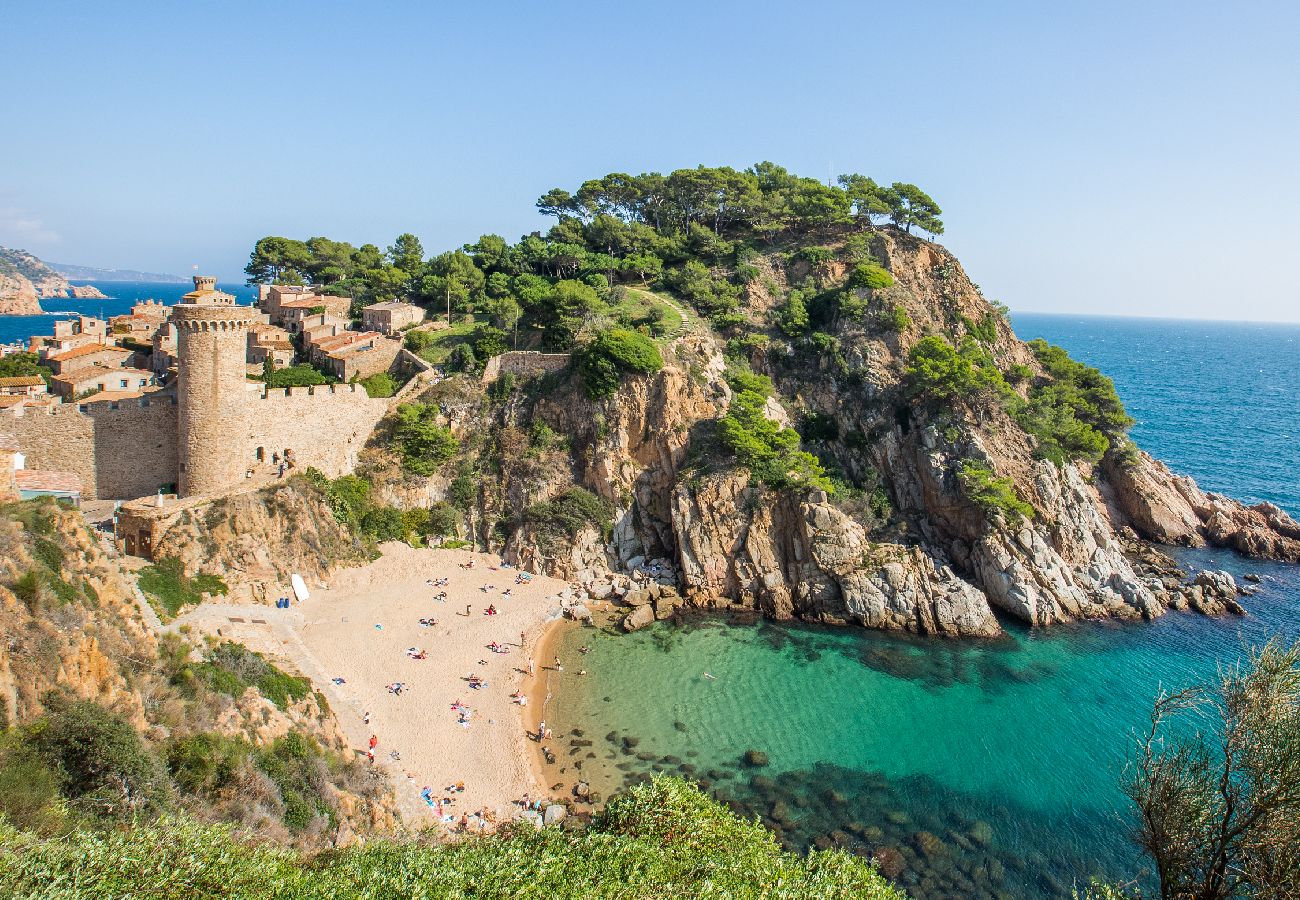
545,312,1300,899
548,551,1297,898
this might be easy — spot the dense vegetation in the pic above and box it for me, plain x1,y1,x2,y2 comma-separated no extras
0,777,903,899
718,370,833,493
390,402,459,475
575,327,663,398
258,359,337,389
521,487,615,552
905,333,1132,470
300,468,454,547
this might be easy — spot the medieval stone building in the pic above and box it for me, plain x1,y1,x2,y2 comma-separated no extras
2,277,390,501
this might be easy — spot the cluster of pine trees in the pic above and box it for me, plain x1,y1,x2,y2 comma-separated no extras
243,163,942,350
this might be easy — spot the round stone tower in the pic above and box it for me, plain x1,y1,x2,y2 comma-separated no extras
172,276,254,496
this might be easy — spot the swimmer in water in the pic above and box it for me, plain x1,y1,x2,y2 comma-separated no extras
702,672,716,680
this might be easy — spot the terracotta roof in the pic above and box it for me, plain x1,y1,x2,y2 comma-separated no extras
280,298,325,310
78,388,161,404
48,344,127,363
364,301,418,312
15,470,82,494
0,396,27,409
0,375,45,387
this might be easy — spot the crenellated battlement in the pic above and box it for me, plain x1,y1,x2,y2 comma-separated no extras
258,383,367,401
0,394,178,420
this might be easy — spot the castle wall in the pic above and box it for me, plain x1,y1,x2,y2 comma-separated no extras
1,397,179,499
480,351,571,383
238,384,389,479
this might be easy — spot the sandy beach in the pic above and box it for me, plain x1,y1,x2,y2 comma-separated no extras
297,543,577,826
173,542,576,828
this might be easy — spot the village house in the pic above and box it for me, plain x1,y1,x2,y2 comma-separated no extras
42,344,133,376
0,375,49,397
258,284,352,329
361,300,424,335
51,365,155,400
310,330,399,380
28,315,107,356
246,323,296,367
1,431,81,505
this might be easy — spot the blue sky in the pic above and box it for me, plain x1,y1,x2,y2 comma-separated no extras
3,1,1298,321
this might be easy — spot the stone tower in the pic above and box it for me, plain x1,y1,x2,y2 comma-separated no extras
172,276,253,496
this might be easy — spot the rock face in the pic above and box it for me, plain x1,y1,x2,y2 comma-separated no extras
0,246,72,314
152,481,370,601
69,284,108,299
412,228,1295,638
1104,450,1300,562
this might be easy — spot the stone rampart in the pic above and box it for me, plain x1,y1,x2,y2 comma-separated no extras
238,384,389,480
1,395,179,499
480,351,571,383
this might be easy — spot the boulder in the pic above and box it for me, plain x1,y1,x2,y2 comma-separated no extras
622,605,655,632
623,588,655,607
543,804,567,826
742,749,769,767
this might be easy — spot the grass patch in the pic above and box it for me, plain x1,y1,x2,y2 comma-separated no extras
136,556,228,619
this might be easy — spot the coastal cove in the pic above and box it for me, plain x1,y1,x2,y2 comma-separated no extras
538,313,1300,899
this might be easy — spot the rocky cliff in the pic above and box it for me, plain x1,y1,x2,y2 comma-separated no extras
0,497,396,843
398,226,1294,638
0,247,72,314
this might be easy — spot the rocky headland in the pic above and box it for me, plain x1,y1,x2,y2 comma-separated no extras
0,246,109,314
374,228,1297,638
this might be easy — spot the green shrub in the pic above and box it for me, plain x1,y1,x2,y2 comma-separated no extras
879,303,910,333
28,700,166,819
194,642,311,710
905,335,1009,402
358,371,398,398
392,403,459,475
717,378,832,494
1010,339,1134,466
848,263,894,290
137,556,228,618
957,461,1034,525
165,733,253,795
264,364,335,388
447,342,479,373
424,502,459,539
0,738,65,834
576,328,663,398
523,488,614,550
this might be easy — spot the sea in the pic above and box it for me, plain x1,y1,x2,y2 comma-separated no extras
541,313,1300,899
0,280,257,349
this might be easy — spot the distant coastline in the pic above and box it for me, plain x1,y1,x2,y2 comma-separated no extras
51,262,187,283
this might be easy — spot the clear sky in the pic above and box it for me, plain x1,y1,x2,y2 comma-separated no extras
3,1,1298,322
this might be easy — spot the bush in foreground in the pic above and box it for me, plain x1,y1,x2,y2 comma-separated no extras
0,777,903,899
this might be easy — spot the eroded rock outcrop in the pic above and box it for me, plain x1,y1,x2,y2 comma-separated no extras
1105,450,1300,562
403,228,1292,637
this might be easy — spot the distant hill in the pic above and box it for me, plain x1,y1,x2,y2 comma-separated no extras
50,261,187,283
0,246,70,314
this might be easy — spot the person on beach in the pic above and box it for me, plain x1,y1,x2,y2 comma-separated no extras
520,631,526,647
555,656,563,672
363,711,370,726
527,657,535,676
536,720,546,742
466,604,472,617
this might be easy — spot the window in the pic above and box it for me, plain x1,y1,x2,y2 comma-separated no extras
120,379,129,388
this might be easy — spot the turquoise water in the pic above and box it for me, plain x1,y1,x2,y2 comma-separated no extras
0,280,256,347
546,313,1300,899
